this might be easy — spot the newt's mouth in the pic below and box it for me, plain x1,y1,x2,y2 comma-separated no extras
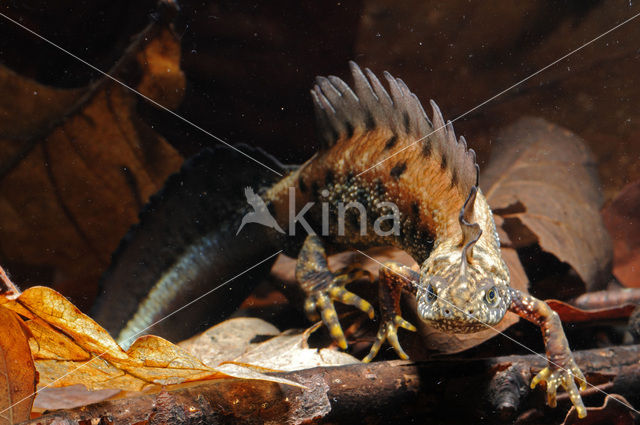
421,317,488,334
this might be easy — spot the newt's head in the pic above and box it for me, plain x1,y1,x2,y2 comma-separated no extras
416,253,511,333
416,187,511,333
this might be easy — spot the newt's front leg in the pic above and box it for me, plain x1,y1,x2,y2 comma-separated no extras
296,235,375,349
363,262,418,362
508,287,587,418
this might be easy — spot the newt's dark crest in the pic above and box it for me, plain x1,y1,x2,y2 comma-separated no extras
311,63,478,199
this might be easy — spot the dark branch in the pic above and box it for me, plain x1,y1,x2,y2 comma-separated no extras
22,344,640,425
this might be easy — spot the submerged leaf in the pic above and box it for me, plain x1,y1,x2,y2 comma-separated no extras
482,117,612,292
602,180,640,287
33,385,119,411
17,287,128,362
0,25,184,297
181,317,359,371
124,335,219,385
546,299,636,323
179,317,281,368
0,306,37,425
1,286,301,392
25,318,91,362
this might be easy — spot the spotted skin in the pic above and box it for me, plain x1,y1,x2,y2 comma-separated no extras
268,63,586,416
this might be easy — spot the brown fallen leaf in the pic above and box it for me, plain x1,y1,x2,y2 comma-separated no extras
0,18,184,301
482,117,612,292
602,180,640,287
180,317,359,371
0,286,301,393
570,288,640,311
546,299,636,323
0,305,37,425
33,385,119,412
234,327,361,371
179,317,282,368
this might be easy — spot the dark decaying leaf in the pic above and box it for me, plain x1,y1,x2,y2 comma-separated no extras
570,288,640,311
602,179,640,288
0,23,184,301
482,117,612,292
546,299,636,323
0,305,37,425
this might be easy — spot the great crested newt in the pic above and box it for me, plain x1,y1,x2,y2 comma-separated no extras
92,62,587,417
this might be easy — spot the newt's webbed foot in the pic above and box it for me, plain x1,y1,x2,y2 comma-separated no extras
297,235,374,349
363,314,416,362
531,359,587,418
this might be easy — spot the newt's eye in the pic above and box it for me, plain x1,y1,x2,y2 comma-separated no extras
426,284,436,302
485,287,499,306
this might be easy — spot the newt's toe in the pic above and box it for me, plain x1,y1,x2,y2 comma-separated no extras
302,269,374,350
531,365,587,419
329,286,375,319
363,314,416,363
315,294,348,349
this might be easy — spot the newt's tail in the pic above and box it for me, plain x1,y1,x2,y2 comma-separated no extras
91,145,289,346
